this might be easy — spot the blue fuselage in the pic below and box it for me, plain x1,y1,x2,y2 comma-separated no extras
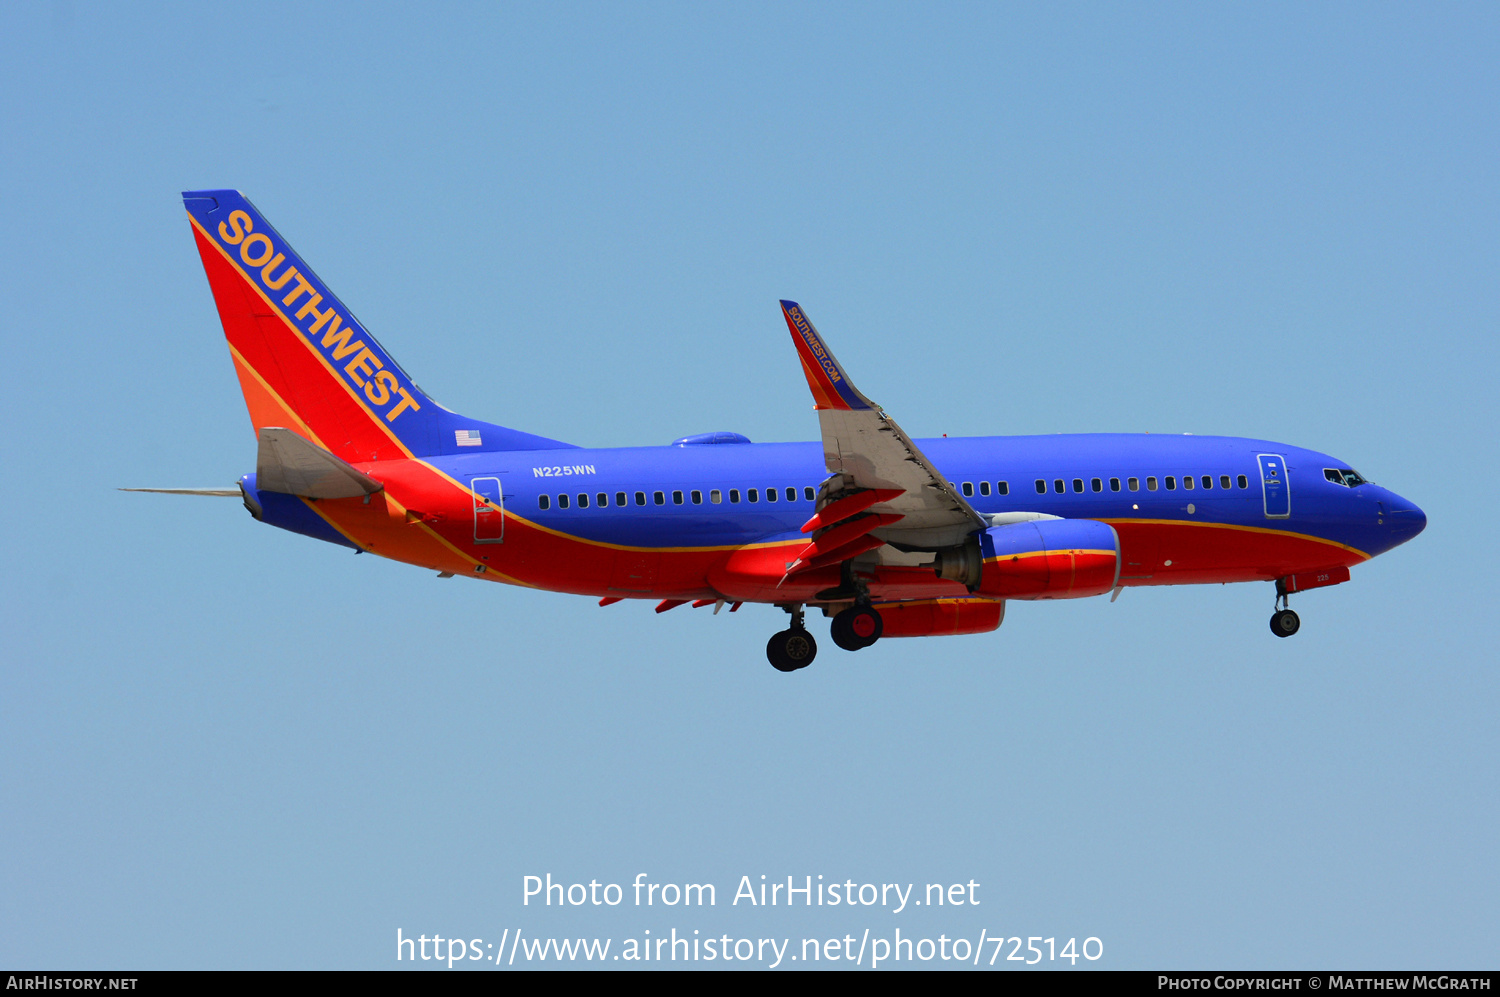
414,433,1424,559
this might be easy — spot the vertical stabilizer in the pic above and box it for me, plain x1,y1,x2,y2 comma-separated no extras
182,190,574,461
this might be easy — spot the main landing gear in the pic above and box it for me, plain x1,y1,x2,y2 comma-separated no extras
767,605,817,672
830,604,883,652
767,602,887,671
1269,586,1300,638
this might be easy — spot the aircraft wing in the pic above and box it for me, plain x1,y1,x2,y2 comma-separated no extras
780,300,986,550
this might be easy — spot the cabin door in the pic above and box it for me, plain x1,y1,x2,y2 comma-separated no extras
472,477,505,543
1256,454,1290,519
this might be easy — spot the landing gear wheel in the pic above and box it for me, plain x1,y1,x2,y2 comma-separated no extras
767,628,817,671
830,612,857,651
1269,609,1301,638
832,605,883,650
849,605,882,646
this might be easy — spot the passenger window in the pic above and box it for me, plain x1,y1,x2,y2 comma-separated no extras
1054,479,1065,494
804,486,815,501
1183,476,1194,490
672,490,684,505
690,490,702,504
766,487,777,503
1201,476,1212,490
1165,476,1176,490
748,488,759,503
979,481,991,496
1220,475,1231,489
615,491,626,506
597,492,608,506
578,493,590,508
997,481,1009,495
1110,477,1121,492
1128,477,1139,491
1091,478,1102,492
1237,475,1248,489
1035,479,1047,494
962,482,974,497
653,491,665,505
785,487,796,502
1146,477,1157,491
1072,478,1084,493
635,491,646,506
558,494,570,509
729,489,740,503
538,494,550,510
710,489,722,504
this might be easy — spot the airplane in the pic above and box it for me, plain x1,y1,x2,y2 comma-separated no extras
131,190,1427,672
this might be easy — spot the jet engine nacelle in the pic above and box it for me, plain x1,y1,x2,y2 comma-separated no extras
873,597,1005,637
974,519,1121,600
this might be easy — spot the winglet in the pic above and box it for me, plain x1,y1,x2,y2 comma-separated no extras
780,301,875,411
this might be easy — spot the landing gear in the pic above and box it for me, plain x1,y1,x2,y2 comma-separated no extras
767,629,816,671
767,604,817,672
1269,585,1300,638
830,604,883,651
1269,608,1301,638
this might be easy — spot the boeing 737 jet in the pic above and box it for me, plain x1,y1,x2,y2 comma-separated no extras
132,190,1427,671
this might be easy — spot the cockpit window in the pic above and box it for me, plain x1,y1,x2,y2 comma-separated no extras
1324,468,1368,487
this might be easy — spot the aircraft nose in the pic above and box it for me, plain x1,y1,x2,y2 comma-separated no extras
1384,492,1426,545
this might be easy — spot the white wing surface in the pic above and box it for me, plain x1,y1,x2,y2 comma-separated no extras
780,300,984,551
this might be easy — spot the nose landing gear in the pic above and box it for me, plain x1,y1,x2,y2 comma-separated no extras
1269,586,1300,638
1269,608,1301,637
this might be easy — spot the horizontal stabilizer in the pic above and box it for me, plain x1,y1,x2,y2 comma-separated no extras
119,487,240,497
256,427,382,498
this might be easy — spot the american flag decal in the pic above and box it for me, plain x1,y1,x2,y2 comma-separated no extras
455,430,482,447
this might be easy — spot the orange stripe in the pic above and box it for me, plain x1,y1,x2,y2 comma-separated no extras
985,548,1115,564
227,344,323,445
797,355,842,410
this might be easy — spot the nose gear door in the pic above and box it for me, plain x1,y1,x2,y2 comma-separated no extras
1256,454,1290,519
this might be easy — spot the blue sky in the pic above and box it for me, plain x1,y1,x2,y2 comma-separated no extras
1,1,1496,969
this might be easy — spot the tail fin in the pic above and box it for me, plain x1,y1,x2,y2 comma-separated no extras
182,190,574,461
